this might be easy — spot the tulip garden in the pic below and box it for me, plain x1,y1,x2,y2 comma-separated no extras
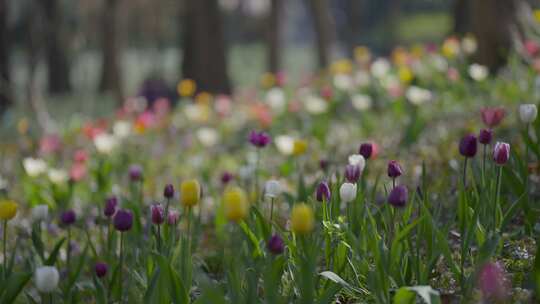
1,37,540,303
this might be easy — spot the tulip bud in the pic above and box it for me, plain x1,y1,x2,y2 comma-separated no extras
339,182,357,203
167,209,180,225
267,234,285,254
358,143,373,159
248,130,271,148
0,200,18,221
387,160,403,178
519,104,537,123
113,209,133,232
345,164,360,183
478,128,493,145
223,186,249,222
265,180,282,198
163,184,175,199
478,262,509,301
95,262,108,278
180,179,201,207
315,181,331,202
493,142,510,165
220,172,234,185
128,164,143,182
319,159,329,171
104,196,118,218
34,266,60,293
388,185,408,208
348,154,366,172
290,203,314,235
459,134,477,158
151,203,165,225
60,210,76,226
31,205,49,222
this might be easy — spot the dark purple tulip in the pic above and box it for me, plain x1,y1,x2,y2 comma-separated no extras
151,203,165,225
319,159,329,171
60,210,76,226
478,129,493,145
345,164,361,183
316,181,331,202
387,160,403,178
388,185,408,208
104,196,118,218
248,130,271,148
163,184,175,199
221,172,234,185
459,134,478,158
113,209,133,232
267,234,285,255
358,143,373,159
95,262,108,278
493,142,510,165
129,165,143,182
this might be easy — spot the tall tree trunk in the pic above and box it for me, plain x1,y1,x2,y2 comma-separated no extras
266,0,282,74
41,0,71,94
0,0,11,115
453,0,470,35
470,0,526,71
308,0,335,69
345,0,363,56
99,0,123,102
181,0,231,94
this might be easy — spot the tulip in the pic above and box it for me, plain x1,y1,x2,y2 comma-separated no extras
319,159,329,171
248,130,271,148
339,182,357,203
167,209,180,225
345,164,361,183
220,172,234,185
459,134,477,158
388,185,408,208
163,184,175,199
151,203,165,225
94,133,118,155
180,179,201,207
292,139,308,156
113,209,133,232
478,128,493,145
358,142,373,159
519,104,537,123
493,142,510,165
480,107,505,128
22,158,47,177
223,186,249,223
478,262,509,301
316,181,331,202
128,164,143,182
104,196,118,217
95,262,108,278
387,160,403,189
32,205,49,222
60,210,76,226
265,180,282,199
0,200,17,221
34,266,60,293
267,234,285,255
348,154,366,172
290,203,314,235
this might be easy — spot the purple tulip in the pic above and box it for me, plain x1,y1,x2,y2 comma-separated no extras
345,164,361,183
60,210,76,226
113,209,133,232
388,185,408,208
316,181,331,202
129,164,143,182
493,142,510,165
221,172,234,185
387,160,403,178
167,210,180,225
478,262,509,301
267,234,285,255
104,196,118,218
358,143,373,159
459,134,477,158
319,159,329,171
151,203,165,225
478,128,493,145
95,262,108,278
248,130,271,148
163,184,175,199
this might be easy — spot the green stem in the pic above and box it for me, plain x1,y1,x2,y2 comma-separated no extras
255,149,261,206
2,220,6,280
186,207,192,256
462,157,468,188
67,227,71,270
269,197,275,224
481,144,487,187
494,166,503,229
119,232,124,303
157,225,161,252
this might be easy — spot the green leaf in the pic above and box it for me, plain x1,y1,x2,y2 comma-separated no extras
45,238,66,266
405,286,441,304
65,245,89,291
393,287,416,304
238,221,263,258
319,271,365,294
31,227,45,262
0,272,32,303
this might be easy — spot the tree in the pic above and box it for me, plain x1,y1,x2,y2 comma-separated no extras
181,0,231,94
266,0,282,74
453,0,471,36
41,0,71,94
99,0,124,102
0,0,10,114
308,0,336,69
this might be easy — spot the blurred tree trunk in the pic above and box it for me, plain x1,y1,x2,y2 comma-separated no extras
308,0,335,69
0,0,11,115
470,0,527,71
345,0,363,56
266,0,282,74
453,0,470,35
181,0,231,94
41,0,71,94
99,0,123,102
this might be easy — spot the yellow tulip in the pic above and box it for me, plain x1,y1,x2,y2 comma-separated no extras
177,79,197,97
292,139,308,156
260,72,275,89
290,203,314,235
195,92,212,105
223,186,249,222
180,179,201,207
0,200,18,221
535,10,540,23
398,67,413,84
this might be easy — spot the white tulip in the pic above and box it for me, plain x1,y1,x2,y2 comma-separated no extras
468,64,488,81
519,104,538,123
23,158,47,177
266,88,286,112
339,183,357,203
333,74,353,91
32,205,49,222
406,86,432,105
265,180,282,198
351,94,372,111
304,95,328,114
348,154,366,172
275,135,294,155
196,127,219,147
371,58,390,78
113,120,132,139
93,133,118,155
48,169,68,185
34,266,59,293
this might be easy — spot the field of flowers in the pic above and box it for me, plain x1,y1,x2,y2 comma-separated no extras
1,36,540,303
